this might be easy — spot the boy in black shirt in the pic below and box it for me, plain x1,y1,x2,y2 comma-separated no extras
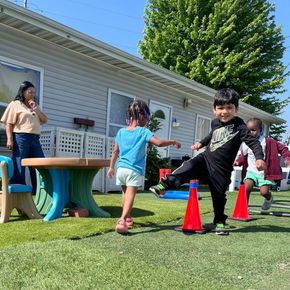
150,88,265,235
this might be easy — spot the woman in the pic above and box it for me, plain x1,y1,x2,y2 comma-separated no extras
1,81,48,193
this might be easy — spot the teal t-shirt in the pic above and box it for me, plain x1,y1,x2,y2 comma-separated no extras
115,127,154,175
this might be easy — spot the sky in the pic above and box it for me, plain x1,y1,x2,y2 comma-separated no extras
9,0,290,140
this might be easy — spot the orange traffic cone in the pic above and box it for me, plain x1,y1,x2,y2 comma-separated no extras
176,180,207,234
230,184,254,221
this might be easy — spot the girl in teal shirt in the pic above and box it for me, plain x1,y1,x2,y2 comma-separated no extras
107,100,181,234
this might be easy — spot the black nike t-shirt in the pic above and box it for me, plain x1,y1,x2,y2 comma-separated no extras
200,117,264,183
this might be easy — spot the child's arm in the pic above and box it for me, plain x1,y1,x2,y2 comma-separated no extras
190,129,213,151
191,142,202,151
275,140,290,167
234,144,248,166
234,153,245,166
149,136,181,148
255,159,265,171
192,119,217,150
107,142,119,178
239,124,265,171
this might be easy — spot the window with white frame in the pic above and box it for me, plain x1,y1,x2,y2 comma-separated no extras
0,57,43,147
195,115,211,143
107,89,134,137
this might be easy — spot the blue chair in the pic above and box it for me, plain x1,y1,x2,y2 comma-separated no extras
0,156,42,223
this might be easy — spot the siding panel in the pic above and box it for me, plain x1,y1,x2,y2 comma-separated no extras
0,24,218,159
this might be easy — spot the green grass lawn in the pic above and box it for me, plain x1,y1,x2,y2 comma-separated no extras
0,188,290,289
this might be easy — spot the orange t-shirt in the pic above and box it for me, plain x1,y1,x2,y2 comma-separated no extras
1,100,42,135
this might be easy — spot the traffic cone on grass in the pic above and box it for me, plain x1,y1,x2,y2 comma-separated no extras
176,180,207,234
230,184,255,221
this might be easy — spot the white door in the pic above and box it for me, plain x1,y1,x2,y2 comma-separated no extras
149,100,172,158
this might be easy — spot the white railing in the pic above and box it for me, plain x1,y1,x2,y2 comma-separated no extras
55,127,84,157
39,127,121,192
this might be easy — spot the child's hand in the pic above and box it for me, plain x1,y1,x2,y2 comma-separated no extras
107,168,115,179
191,143,202,151
255,159,265,171
174,141,181,149
285,159,290,168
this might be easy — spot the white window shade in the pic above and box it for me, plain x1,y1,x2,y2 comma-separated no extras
195,115,211,143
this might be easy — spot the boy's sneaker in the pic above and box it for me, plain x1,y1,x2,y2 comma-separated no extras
214,223,229,236
149,183,166,197
261,196,273,210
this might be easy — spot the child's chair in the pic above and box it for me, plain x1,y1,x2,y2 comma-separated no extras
0,156,42,223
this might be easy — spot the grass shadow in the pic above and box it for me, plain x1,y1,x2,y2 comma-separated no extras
101,206,154,218
129,221,290,235
231,224,290,233
127,223,181,236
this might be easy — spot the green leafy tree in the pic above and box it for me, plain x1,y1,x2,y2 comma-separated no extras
139,0,289,139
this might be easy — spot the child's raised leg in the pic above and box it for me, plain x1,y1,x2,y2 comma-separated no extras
150,154,205,196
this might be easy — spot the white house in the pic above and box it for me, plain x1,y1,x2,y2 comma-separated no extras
0,0,285,191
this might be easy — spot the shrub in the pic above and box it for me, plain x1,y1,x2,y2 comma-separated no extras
145,114,171,189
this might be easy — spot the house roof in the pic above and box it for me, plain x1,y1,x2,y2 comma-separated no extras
0,0,284,124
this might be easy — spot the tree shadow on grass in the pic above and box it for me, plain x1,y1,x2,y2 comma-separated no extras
101,206,154,218
127,217,290,235
128,223,182,236
230,224,290,233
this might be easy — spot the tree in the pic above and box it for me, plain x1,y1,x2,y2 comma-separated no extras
139,0,289,139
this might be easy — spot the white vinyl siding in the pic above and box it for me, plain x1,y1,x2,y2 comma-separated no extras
0,22,271,160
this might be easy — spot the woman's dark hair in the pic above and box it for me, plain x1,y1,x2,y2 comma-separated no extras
213,88,239,108
14,81,35,102
247,118,263,132
126,100,151,125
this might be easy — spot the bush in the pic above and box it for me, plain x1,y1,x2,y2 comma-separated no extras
145,115,171,189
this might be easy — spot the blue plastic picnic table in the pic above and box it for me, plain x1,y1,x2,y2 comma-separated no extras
22,157,111,221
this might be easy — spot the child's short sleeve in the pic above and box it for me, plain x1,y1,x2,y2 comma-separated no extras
144,128,154,142
115,129,121,144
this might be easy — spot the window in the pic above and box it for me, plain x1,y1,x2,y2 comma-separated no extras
263,123,269,135
195,115,211,143
107,89,134,137
0,57,43,147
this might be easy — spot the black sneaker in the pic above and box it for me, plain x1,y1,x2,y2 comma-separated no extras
213,223,229,236
149,183,166,197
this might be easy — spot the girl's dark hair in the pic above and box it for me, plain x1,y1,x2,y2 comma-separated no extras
126,100,151,125
247,118,263,132
14,81,35,102
213,88,239,108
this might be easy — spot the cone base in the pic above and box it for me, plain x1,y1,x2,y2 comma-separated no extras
229,216,256,222
174,226,207,234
